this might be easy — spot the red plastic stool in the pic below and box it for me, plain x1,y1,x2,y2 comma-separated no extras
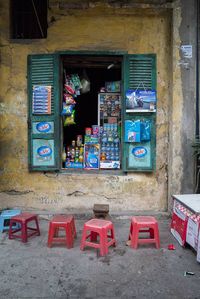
80,218,116,256
9,213,40,243
47,215,76,249
128,216,160,249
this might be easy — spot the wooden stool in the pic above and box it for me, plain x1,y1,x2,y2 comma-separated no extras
128,216,160,249
93,204,110,219
47,215,76,249
80,218,116,256
9,213,40,243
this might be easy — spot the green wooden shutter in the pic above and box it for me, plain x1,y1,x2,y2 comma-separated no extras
27,54,61,171
122,54,156,172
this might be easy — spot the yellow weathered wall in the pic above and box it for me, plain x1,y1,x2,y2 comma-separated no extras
0,1,172,212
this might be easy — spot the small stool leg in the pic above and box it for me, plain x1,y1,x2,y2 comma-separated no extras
154,225,160,249
128,222,133,241
8,219,14,239
47,223,54,247
22,222,27,243
100,228,107,256
131,223,139,249
66,223,73,249
35,217,40,236
111,226,116,247
149,228,154,239
80,227,87,251
71,218,77,238
91,231,98,242
0,217,4,233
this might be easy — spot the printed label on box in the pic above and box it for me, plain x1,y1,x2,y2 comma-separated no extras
186,218,199,250
197,231,200,263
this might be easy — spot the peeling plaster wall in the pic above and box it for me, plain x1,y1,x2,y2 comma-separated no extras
168,0,196,210
0,1,173,212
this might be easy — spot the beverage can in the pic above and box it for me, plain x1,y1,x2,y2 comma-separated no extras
85,128,92,135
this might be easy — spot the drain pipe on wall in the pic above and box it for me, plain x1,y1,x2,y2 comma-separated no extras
196,0,199,138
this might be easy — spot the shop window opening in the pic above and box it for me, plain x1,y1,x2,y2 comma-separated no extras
61,55,122,171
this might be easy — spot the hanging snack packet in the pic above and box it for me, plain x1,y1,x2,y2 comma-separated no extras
63,110,76,126
63,93,76,105
64,84,75,95
80,70,90,94
61,103,74,116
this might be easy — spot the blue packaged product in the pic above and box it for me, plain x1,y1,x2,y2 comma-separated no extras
125,120,141,142
84,144,100,169
141,120,151,141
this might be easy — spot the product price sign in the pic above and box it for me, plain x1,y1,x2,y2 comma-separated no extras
128,142,151,169
32,121,54,134
32,85,51,115
32,139,55,166
126,90,156,112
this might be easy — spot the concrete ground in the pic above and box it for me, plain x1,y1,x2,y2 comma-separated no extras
0,214,200,299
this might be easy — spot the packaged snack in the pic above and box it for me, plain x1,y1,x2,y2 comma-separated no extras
63,93,76,105
61,103,74,116
64,84,75,95
63,111,76,126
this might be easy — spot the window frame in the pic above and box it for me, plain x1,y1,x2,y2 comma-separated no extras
27,51,157,173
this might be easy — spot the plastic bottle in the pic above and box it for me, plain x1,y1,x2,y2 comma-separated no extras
71,148,75,162
75,147,79,163
66,147,71,162
62,146,66,162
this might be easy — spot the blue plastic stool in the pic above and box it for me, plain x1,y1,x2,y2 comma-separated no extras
0,209,21,232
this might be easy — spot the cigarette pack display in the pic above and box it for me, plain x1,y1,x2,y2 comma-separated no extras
98,93,121,169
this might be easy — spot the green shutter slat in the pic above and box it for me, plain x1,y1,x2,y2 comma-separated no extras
27,54,60,172
128,57,154,90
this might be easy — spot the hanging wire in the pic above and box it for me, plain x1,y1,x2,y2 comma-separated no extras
31,0,45,38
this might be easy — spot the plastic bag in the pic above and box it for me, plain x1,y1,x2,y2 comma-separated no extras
63,110,76,126
80,70,90,94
